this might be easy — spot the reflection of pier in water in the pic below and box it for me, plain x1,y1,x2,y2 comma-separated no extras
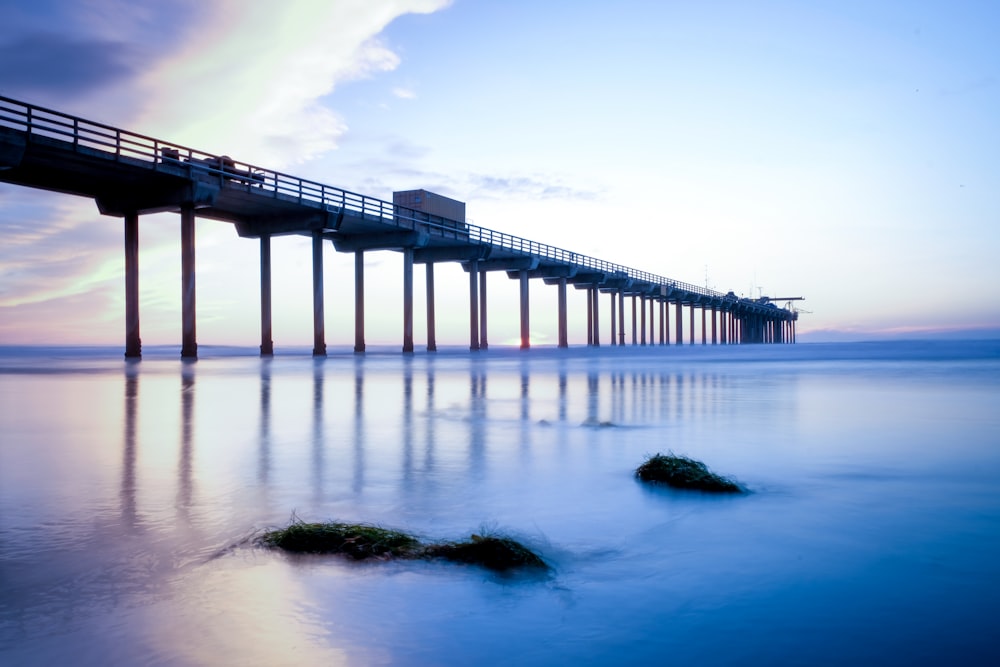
120,359,759,519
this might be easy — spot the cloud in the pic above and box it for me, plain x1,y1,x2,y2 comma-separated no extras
133,0,451,167
468,173,603,201
0,33,137,99
392,87,418,99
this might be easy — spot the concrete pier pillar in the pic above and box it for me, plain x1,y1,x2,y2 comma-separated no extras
591,284,600,347
720,310,727,344
312,231,326,357
124,212,141,359
426,263,437,352
557,277,568,348
353,250,365,354
711,307,717,345
480,268,489,350
640,296,646,345
610,292,617,346
180,205,197,359
402,248,414,353
675,301,682,345
586,287,593,346
659,301,665,345
468,260,480,350
701,306,707,345
519,269,530,349
631,295,638,345
689,303,695,345
665,300,670,345
618,290,625,345
649,297,655,345
259,234,273,356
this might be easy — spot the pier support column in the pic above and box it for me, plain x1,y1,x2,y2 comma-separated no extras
480,268,489,350
259,234,273,356
618,290,626,345
640,296,646,345
519,269,530,349
720,310,727,344
689,303,695,345
124,212,141,359
632,296,638,345
701,306,707,345
402,248,414,353
312,231,326,357
659,300,665,345
675,301,683,345
557,277,568,348
180,205,197,359
468,260,480,350
711,307,717,345
352,251,365,354
649,297,655,345
426,263,437,352
591,285,600,346
586,288,593,346
610,292,617,345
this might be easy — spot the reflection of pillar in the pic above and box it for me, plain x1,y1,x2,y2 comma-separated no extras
557,277,568,348
354,250,365,354
353,364,365,494
468,260,480,350
260,234,273,356
426,263,437,352
258,360,271,484
180,205,197,359
403,248,414,353
558,366,568,422
312,362,324,500
311,231,326,357
124,212,141,359
178,364,194,511
480,268,489,350
519,269,530,349
121,370,138,526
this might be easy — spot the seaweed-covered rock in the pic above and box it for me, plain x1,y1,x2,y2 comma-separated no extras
635,453,746,493
423,534,548,571
260,521,421,560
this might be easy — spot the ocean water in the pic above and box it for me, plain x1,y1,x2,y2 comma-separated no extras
1,340,999,666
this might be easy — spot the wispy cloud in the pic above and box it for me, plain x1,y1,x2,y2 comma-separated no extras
133,0,451,167
468,173,603,201
392,87,418,99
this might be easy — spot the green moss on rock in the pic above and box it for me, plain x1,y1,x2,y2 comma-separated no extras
635,453,746,493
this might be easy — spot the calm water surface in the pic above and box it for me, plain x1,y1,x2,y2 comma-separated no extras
2,341,999,666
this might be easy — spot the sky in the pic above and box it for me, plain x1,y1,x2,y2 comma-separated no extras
1,0,998,348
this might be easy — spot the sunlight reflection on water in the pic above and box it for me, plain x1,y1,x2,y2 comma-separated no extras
2,341,999,665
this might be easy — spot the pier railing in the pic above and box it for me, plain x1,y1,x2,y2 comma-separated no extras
1,95,743,304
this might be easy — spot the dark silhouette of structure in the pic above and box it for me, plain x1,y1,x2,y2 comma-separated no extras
0,95,799,358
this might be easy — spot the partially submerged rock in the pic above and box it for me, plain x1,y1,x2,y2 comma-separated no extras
259,521,421,560
260,521,548,572
635,453,746,493
423,534,548,572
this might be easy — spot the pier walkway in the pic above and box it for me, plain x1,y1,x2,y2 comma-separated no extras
0,95,798,358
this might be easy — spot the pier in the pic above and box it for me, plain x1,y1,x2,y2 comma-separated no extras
0,95,799,358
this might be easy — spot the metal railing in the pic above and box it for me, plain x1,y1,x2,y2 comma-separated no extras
0,94,786,315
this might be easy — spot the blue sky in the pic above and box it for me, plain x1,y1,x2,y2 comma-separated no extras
1,0,998,347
